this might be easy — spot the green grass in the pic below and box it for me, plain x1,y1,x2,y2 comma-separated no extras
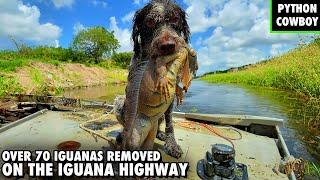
0,59,27,72
30,68,43,85
0,46,130,73
201,38,320,99
29,68,50,95
306,161,320,177
0,58,61,73
105,69,128,83
0,55,124,74
0,75,22,97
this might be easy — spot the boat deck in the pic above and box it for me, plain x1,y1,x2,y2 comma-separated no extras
0,109,289,179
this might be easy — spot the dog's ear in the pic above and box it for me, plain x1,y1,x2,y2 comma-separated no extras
132,9,143,59
179,8,190,43
132,3,153,59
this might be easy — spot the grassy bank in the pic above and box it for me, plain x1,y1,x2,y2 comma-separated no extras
201,38,320,99
0,53,128,97
2,27,131,97
201,38,320,127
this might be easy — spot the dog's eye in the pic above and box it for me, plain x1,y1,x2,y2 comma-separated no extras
146,19,156,28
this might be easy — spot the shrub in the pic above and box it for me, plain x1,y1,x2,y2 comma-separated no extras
111,52,133,69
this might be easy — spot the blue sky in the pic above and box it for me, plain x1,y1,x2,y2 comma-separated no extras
0,0,307,74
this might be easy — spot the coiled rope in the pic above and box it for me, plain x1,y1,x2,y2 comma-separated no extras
176,121,242,148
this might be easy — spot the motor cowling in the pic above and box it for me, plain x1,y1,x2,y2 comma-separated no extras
197,144,248,180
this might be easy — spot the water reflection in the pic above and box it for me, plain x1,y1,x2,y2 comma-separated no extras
64,83,126,102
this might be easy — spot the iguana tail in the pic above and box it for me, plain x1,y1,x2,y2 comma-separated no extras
121,60,147,148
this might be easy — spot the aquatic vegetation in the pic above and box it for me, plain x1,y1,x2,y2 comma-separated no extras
190,107,199,113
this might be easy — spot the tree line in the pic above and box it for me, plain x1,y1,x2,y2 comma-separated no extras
1,26,132,69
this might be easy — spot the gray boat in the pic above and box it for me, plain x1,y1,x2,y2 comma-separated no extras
0,97,297,179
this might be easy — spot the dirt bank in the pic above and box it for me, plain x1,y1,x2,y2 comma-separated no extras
13,62,127,95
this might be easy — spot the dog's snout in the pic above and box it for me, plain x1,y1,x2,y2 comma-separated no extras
158,39,176,55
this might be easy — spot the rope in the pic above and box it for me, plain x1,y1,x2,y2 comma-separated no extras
79,117,117,149
176,121,242,148
79,116,243,150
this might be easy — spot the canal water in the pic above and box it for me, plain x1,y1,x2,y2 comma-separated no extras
64,80,319,162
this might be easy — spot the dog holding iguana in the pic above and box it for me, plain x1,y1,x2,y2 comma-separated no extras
114,0,198,158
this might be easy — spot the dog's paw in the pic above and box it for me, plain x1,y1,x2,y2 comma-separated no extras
156,130,167,141
164,134,183,159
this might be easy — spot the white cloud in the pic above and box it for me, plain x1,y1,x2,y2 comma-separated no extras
54,40,60,48
109,17,132,52
121,11,135,23
133,0,139,4
52,0,74,8
183,0,224,33
182,0,306,74
196,26,265,74
216,0,258,31
133,0,148,5
270,43,291,56
92,0,108,8
73,22,86,35
0,0,62,47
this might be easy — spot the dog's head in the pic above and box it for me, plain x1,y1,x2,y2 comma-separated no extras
132,0,190,59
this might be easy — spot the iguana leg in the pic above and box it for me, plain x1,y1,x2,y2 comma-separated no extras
156,116,167,141
124,113,160,150
163,103,183,159
176,85,184,106
156,87,184,141
141,116,159,150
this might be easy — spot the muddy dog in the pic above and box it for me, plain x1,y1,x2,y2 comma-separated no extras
114,0,197,158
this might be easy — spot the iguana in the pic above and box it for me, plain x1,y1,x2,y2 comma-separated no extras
114,28,197,158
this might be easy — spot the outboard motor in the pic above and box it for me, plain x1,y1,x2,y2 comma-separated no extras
197,144,248,180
